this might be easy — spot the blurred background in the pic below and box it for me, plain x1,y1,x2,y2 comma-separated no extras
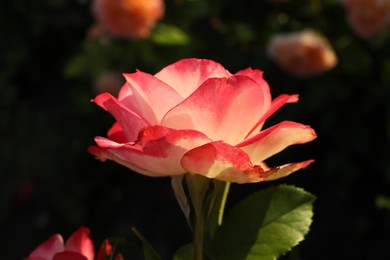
1,0,389,259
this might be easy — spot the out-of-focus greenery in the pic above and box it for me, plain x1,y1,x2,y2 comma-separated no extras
1,0,389,259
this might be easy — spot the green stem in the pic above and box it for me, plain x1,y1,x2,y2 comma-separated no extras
185,174,210,260
217,181,230,225
208,181,231,239
193,210,205,260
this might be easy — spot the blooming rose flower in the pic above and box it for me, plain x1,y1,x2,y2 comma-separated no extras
25,227,94,260
267,30,338,77
92,0,164,39
89,58,316,184
341,0,390,38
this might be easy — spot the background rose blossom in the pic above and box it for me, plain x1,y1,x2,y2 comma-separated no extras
341,0,390,38
267,30,338,77
92,0,164,39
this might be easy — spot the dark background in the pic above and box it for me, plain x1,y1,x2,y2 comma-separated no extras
1,0,389,259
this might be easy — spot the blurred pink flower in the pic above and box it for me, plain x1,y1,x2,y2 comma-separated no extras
92,0,164,39
89,58,316,184
25,227,94,260
267,30,338,77
341,0,390,38
97,240,123,260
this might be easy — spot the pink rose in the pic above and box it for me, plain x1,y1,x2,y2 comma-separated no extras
89,58,316,184
92,0,164,39
341,0,390,38
25,227,94,260
267,30,338,77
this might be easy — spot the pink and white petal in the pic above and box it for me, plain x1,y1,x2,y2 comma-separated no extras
117,82,133,102
88,144,161,177
107,122,127,143
264,160,314,181
246,94,299,138
122,71,184,124
28,234,64,259
163,76,267,145
235,67,264,79
93,92,150,142
181,141,266,184
238,121,317,163
154,58,232,98
235,68,271,101
53,252,88,260
64,227,94,260
91,126,212,176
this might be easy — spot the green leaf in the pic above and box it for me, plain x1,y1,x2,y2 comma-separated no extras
173,243,194,260
150,24,190,46
211,185,316,260
131,227,162,260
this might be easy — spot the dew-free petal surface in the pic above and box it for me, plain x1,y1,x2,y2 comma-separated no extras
163,76,266,145
154,58,232,98
181,141,265,183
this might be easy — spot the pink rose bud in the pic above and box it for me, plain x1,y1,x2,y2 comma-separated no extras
25,227,94,260
267,30,338,77
92,0,164,39
341,0,390,38
89,58,317,184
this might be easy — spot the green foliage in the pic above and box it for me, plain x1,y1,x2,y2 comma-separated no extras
173,243,194,260
151,24,190,46
211,185,315,260
132,227,162,260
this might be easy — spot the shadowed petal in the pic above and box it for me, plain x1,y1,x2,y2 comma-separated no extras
53,252,88,260
122,71,183,124
163,76,268,145
181,141,266,184
154,58,232,98
238,121,317,163
107,122,127,143
90,126,212,176
93,92,150,142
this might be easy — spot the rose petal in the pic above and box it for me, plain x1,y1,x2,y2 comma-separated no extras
28,234,64,260
64,227,94,260
154,58,232,98
264,160,314,181
163,76,268,145
53,252,88,260
91,125,212,176
246,94,299,138
97,240,113,260
107,122,127,143
235,68,270,97
93,92,150,141
88,143,157,176
237,121,317,163
122,71,183,124
181,141,266,184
